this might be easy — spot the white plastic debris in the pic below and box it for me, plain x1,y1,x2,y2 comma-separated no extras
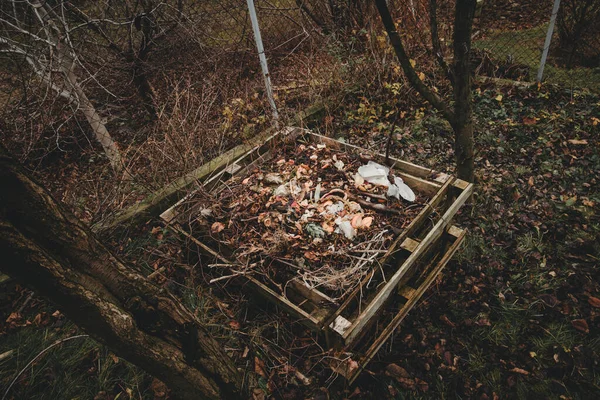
324,201,344,215
357,161,415,202
264,173,283,184
392,176,416,202
314,183,322,201
357,161,390,186
335,218,356,240
273,179,301,197
333,155,345,171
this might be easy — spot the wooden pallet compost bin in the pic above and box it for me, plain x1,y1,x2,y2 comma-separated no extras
160,127,473,382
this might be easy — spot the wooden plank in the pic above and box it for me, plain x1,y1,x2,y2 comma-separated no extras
398,285,417,300
223,163,242,175
161,128,301,223
93,127,284,233
329,315,352,336
244,277,322,329
400,238,420,253
342,183,473,346
453,179,471,191
165,223,323,330
346,227,467,384
308,133,437,180
320,177,456,331
287,279,338,308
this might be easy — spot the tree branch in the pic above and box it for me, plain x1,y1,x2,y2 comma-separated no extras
429,0,454,85
375,0,455,123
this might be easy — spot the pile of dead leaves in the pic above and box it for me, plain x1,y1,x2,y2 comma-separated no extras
190,140,425,297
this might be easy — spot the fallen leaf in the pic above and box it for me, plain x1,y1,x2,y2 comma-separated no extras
440,314,456,328
386,363,410,379
588,296,600,308
251,388,266,400
415,377,429,392
495,94,503,102
510,367,529,375
350,214,363,229
572,319,589,333
254,356,267,378
567,139,587,145
150,378,168,398
361,216,373,228
229,320,241,330
523,117,537,125
211,222,225,233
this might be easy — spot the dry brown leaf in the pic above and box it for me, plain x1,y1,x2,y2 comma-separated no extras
539,294,559,307
254,356,267,378
572,319,589,333
362,216,373,228
588,296,600,308
523,116,537,125
385,363,410,379
150,378,168,398
211,222,225,233
568,139,588,145
251,388,266,400
510,367,529,375
350,214,363,229
440,314,456,328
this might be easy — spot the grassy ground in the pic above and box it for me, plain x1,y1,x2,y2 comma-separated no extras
2,82,598,399
474,26,600,92
1,6,599,396
318,82,600,399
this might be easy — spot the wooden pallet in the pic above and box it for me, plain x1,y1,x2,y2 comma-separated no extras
160,127,473,380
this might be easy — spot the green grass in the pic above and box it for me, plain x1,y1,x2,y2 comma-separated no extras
0,321,150,399
474,26,600,92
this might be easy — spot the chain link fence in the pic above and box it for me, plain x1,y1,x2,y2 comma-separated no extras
474,0,600,89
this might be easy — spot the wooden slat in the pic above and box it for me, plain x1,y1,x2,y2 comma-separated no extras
398,285,417,300
400,238,420,253
308,133,437,180
342,183,473,346
160,127,301,224
346,227,467,384
320,177,456,331
165,223,323,330
287,279,338,307
244,277,322,329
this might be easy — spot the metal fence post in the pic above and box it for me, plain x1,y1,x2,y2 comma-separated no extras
537,0,562,82
246,0,279,127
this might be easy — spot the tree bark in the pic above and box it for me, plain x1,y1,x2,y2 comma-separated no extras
65,67,125,173
452,0,476,182
375,0,476,182
0,147,244,400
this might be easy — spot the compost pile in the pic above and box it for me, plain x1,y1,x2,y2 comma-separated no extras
188,141,428,298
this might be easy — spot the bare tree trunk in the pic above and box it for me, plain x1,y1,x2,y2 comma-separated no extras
452,0,476,182
65,68,124,173
0,146,244,400
375,0,476,182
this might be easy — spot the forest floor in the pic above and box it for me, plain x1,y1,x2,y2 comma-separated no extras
1,78,598,399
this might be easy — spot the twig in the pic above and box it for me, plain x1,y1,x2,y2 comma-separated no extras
209,272,248,284
348,194,404,215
